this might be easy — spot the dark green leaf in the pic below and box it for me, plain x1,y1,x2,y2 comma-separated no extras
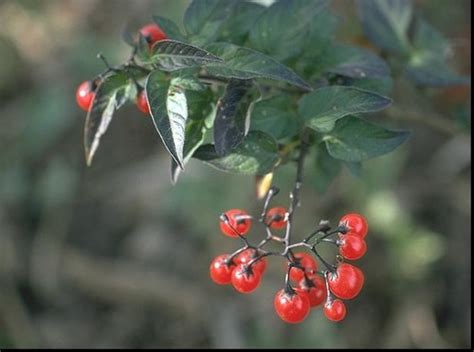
357,0,413,55
217,1,266,44
171,120,207,184
250,95,299,140
146,71,188,169
299,86,392,132
193,131,280,175
84,73,130,166
153,16,187,42
183,0,239,45
214,79,255,156
323,44,391,79
205,42,311,91
313,144,341,193
323,116,410,162
149,40,223,71
249,0,329,61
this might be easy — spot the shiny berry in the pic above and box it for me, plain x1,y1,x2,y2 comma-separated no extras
209,254,236,285
274,288,310,324
136,90,150,115
231,264,261,293
298,275,327,308
289,252,318,282
265,207,287,229
339,213,368,238
76,80,96,112
328,263,364,300
235,248,267,274
323,299,346,322
220,209,252,238
338,234,367,260
139,23,167,48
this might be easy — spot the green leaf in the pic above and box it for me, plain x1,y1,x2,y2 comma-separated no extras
343,76,393,96
84,73,130,166
171,75,206,91
183,0,239,45
344,161,363,178
249,0,329,61
193,131,280,175
302,9,339,56
299,86,392,132
405,18,470,87
323,116,410,162
152,16,187,42
322,44,391,79
205,42,311,91
146,71,188,169
357,0,413,55
313,144,341,193
135,33,152,62
186,88,215,121
406,56,471,87
149,40,223,71
214,79,255,156
171,120,207,184
217,1,266,44
250,95,299,140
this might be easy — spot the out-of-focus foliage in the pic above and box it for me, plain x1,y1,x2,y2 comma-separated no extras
0,0,470,348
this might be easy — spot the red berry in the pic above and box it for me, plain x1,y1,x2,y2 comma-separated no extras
299,275,327,308
323,299,346,322
136,90,150,115
139,23,167,48
328,263,364,300
235,249,267,274
274,288,310,324
219,209,252,238
339,213,368,238
76,80,96,112
265,207,288,229
209,254,235,285
289,252,318,282
231,264,261,293
338,234,367,260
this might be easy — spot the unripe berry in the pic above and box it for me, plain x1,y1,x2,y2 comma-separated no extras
289,252,318,282
328,263,364,300
274,288,310,324
76,80,96,112
323,299,346,322
298,275,327,308
265,207,288,229
231,264,261,293
136,90,150,115
338,234,367,260
220,209,252,238
139,23,167,48
339,213,368,238
209,254,235,285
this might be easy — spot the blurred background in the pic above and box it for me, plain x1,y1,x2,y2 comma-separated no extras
0,0,470,348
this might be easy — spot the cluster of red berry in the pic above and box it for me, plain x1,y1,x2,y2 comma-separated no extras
75,23,167,114
210,207,368,324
